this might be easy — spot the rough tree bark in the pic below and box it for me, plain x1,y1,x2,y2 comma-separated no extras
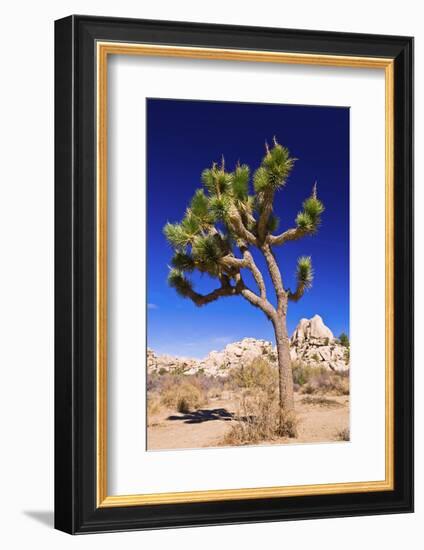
272,314,295,414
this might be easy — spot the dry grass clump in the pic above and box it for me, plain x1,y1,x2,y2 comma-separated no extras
293,362,349,396
146,395,162,426
148,373,209,414
223,358,297,445
335,427,350,441
147,371,230,415
301,396,342,408
160,381,207,413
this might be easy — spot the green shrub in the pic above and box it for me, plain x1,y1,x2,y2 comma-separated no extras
230,357,278,397
161,381,206,412
339,333,350,348
292,362,313,386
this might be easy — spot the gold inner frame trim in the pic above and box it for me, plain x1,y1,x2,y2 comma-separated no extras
96,42,395,508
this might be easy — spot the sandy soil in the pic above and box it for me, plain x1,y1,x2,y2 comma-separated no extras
147,393,349,451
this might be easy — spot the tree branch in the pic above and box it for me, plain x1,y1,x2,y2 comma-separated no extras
242,249,266,300
220,250,267,300
227,204,257,245
268,226,311,246
219,255,246,270
235,274,276,320
261,243,286,311
257,189,274,242
287,284,306,302
185,278,239,307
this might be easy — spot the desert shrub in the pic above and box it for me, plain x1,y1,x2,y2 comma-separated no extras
344,347,350,364
301,396,342,408
207,385,224,399
147,373,159,392
336,427,350,441
300,368,349,396
158,367,167,375
146,394,162,425
302,383,316,395
230,357,278,397
223,358,297,445
171,365,189,376
292,362,318,386
160,381,206,413
176,383,205,412
223,389,297,445
339,333,350,348
278,409,298,438
147,371,229,412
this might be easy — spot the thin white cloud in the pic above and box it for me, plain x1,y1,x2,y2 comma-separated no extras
147,303,158,310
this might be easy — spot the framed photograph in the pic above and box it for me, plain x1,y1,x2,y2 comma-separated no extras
54,15,413,534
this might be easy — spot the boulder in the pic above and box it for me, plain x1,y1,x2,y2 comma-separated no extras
291,314,334,344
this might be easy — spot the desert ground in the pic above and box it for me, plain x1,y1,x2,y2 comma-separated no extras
147,357,350,451
147,391,349,450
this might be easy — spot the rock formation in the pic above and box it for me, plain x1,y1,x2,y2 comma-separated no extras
291,314,334,343
147,315,349,376
289,315,348,372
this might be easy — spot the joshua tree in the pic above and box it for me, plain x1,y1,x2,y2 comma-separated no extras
163,138,324,432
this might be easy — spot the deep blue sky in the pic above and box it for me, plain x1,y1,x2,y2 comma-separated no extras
146,98,349,358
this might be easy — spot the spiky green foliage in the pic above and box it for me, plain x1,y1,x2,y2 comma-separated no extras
192,235,222,266
303,196,324,224
201,164,232,196
163,222,190,250
295,192,324,232
295,211,314,231
168,269,193,297
170,251,195,272
253,141,296,193
231,164,250,201
180,214,201,238
209,194,231,222
190,189,211,224
253,166,269,194
296,256,314,290
163,138,323,311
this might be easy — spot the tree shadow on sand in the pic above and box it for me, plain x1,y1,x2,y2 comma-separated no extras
167,408,234,424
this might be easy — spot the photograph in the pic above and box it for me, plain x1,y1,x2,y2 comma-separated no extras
146,98,350,451
51,6,414,535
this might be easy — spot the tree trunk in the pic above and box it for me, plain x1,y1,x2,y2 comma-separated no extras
273,315,295,415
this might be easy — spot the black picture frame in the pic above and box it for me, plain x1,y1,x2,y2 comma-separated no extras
55,15,414,534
